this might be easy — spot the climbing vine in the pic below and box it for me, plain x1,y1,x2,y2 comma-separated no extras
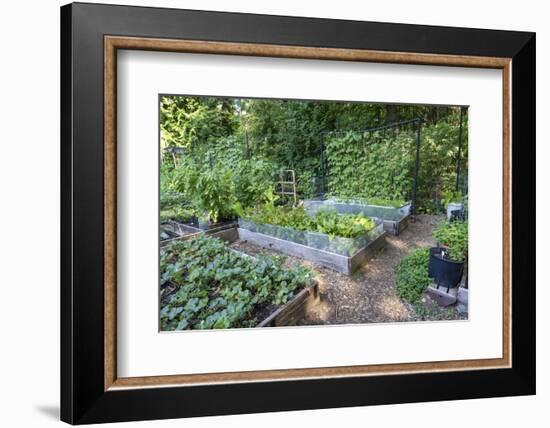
325,130,415,203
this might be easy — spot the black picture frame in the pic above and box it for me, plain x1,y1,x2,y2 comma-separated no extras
61,2,535,424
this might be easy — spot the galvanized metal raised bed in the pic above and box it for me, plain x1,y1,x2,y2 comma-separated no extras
160,220,238,247
237,218,386,275
303,199,411,235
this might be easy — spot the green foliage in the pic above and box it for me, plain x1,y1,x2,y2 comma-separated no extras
416,122,468,213
160,207,196,223
174,161,237,223
395,248,431,303
233,159,275,208
160,95,468,214
243,205,375,239
160,192,188,210
168,142,276,222
324,121,467,213
160,236,314,330
325,130,415,203
160,162,180,194
365,197,407,208
432,220,468,261
160,193,196,223
314,209,375,238
160,96,237,151
440,189,462,208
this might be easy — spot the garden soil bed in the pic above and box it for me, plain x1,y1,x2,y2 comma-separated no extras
160,248,319,329
237,227,386,275
230,214,467,324
160,221,238,247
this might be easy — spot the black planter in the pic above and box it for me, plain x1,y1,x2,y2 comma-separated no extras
428,247,465,289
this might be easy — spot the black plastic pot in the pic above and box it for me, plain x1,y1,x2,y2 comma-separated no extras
428,247,465,289
450,209,465,221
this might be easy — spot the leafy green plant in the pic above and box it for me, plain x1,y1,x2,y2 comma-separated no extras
160,236,314,330
160,95,469,215
395,248,431,303
166,141,277,223
233,159,275,208
160,192,196,223
432,220,468,261
416,122,468,213
160,207,196,223
175,161,237,223
440,189,462,208
160,96,237,151
325,130,414,204
314,209,375,238
242,205,375,239
366,197,407,208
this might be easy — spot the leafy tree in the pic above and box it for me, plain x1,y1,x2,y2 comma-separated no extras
160,95,238,152
160,95,467,212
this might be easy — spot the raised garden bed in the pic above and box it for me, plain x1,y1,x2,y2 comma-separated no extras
160,236,318,330
303,199,411,235
256,281,319,327
238,218,386,275
160,219,238,246
161,276,319,328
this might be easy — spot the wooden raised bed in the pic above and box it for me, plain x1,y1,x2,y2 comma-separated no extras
160,246,319,329
257,280,319,327
238,227,386,275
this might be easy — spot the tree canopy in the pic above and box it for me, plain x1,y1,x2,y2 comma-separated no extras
160,95,468,214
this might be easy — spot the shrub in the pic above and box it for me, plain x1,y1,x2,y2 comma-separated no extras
395,248,431,303
175,162,237,223
233,159,276,208
432,220,468,261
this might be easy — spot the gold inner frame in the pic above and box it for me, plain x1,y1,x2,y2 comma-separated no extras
104,35,512,391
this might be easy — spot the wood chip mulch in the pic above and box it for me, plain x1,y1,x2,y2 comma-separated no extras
230,215,467,325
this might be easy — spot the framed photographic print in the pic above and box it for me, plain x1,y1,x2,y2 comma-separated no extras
60,2,536,424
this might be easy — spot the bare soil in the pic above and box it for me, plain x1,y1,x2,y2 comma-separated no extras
230,215,466,325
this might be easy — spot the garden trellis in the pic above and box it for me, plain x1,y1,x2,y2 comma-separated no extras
455,106,466,193
319,118,422,214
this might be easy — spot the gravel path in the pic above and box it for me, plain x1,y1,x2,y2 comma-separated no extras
230,215,465,325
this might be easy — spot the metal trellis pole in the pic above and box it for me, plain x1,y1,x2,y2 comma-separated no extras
455,106,465,192
412,120,422,216
320,118,421,209
319,132,325,199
